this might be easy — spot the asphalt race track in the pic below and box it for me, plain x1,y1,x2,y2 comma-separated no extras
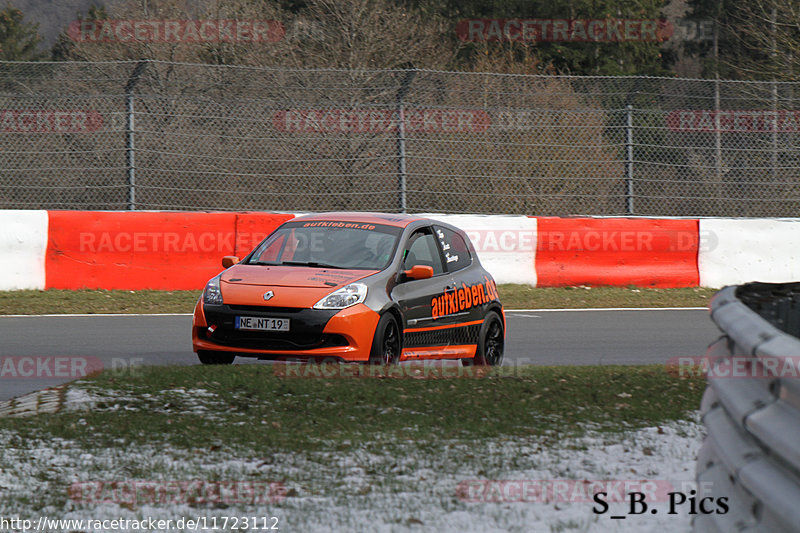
0,309,720,401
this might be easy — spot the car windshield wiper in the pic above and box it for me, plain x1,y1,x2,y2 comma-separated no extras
278,261,346,269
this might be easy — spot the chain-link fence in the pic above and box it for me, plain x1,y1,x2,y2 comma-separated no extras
1,60,799,216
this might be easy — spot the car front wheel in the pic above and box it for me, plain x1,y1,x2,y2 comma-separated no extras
197,350,235,365
369,313,401,365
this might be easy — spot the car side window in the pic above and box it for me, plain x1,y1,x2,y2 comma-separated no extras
403,230,445,275
434,226,472,272
256,232,287,262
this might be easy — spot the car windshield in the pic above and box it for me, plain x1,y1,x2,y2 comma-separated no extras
246,221,402,270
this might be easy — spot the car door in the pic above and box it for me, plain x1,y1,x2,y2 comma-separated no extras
390,226,458,360
432,224,486,354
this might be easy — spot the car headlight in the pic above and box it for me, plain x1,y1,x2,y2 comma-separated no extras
313,283,367,310
203,276,223,305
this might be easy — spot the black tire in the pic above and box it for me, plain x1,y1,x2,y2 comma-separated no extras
467,311,504,366
197,350,235,365
368,313,401,365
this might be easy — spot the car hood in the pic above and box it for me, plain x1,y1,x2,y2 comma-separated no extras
220,264,377,288
219,265,379,308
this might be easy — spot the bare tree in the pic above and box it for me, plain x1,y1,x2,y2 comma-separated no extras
719,0,800,81
54,0,457,70
277,0,455,70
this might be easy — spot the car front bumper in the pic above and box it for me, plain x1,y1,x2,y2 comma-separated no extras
191,300,380,362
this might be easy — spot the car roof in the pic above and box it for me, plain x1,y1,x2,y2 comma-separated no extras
291,212,429,228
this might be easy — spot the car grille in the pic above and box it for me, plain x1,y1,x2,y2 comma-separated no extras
199,327,347,351
201,304,341,352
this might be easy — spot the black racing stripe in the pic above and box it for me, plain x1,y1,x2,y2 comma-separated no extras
404,324,480,348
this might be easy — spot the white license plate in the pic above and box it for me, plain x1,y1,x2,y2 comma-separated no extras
235,316,290,331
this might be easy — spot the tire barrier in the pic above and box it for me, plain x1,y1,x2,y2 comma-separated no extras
695,282,800,533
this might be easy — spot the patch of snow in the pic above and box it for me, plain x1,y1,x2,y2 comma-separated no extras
0,415,704,532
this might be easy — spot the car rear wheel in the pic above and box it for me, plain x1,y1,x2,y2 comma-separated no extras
369,313,401,365
465,311,504,366
197,350,235,365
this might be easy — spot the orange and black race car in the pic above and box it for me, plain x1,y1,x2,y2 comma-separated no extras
192,212,504,365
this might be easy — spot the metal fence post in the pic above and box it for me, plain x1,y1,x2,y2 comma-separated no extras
125,60,149,211
771,7,778,181
713,20,722,180
625,104,634,215
125,92,135,210
396,68,417,214
771,81,779,180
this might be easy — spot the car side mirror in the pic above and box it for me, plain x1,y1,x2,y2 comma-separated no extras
222,256,240,268
403,265,434,280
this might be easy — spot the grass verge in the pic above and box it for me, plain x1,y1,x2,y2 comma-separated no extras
0,364,704,451
498,285,715,309
0,286,716,315
0,289,202,315
0,364,705,530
